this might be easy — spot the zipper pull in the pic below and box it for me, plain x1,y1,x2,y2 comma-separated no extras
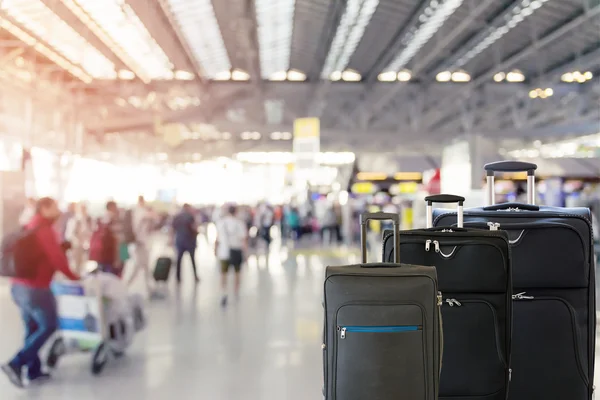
425,240,432,251
509,368,512,382
445,299,454,307
433,240,440,253
487,222,500,231
340,327,346,339
512,292,534,300
437,291,443,306
453,299,462,306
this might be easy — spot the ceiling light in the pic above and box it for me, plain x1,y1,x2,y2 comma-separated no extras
270,131,282,140
15,56,24,67
330,71,342,81
529,89,538,99
118,69,135,80
561,72,574,83
321,0,380,79
506,69,525,82
0,1,115,81
385,0,464,72
175,70,195,80
221,132,232,140
378,71,397,82
269,71,288,81
530,0,541,9
251,131,262,140
115,97,128,107
397,69,412,82
287,69,307,81
231,69,250,81
63,0,174,82
241,131,252,140
451,70,471,82
493,72,506,82
162,0,231,79
256,0,295,79
436,70,452,82
341,69,362,82
544,88,553,97
281,131,292,140
584,71,593,80
214,70,232,81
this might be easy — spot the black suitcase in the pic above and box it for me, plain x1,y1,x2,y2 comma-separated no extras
433,161,596,400
383,194,512,400
153,256,172,282
324,212,442,400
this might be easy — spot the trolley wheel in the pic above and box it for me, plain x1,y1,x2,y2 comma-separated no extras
91,343,108,375
47,338,66,368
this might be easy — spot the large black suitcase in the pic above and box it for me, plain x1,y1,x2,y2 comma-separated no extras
383,194,512,400
324,212,442,400
433,161,596,400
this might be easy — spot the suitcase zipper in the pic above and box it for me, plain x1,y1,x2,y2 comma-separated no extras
338,325,422,339
512,292,589,386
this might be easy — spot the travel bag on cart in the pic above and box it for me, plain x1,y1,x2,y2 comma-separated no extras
433,161,596,400
324,212,442,400
382,194,512,400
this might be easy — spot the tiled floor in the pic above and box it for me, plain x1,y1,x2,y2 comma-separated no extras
0,238,598,399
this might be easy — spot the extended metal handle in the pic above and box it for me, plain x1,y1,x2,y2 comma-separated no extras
484,161,537,206
425,194,465,228
360,212,400,263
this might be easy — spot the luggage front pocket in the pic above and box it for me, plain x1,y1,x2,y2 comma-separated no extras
510,295,589,399
334,304,427,400
439,299,506,398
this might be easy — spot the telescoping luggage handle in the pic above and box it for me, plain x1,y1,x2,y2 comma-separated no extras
360,212,400,264
425,194,465,228
484,161,537,206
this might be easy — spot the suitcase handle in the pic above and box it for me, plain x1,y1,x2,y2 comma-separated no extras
425,194,464,229
483,202,540,212
484,161,537,206
360,212,400,264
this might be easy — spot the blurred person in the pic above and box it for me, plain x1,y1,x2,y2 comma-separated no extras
321,206,338,244
58,202,77,242
18,198,36,227
215,205,247,307
256,203,274,252
128,196,155,292
2,197,80,388
64,203,92,274
286,207,301,241
90,201,123,276
172,203,199,284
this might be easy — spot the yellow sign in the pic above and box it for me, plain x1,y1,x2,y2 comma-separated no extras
293,117,320,138
351,182,376,194
398,182,418,194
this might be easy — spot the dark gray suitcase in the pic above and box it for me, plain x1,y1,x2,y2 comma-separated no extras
433,161,596,400
382,195,512,400
323,212,442,400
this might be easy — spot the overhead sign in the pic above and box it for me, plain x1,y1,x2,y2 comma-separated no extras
293,118,320,184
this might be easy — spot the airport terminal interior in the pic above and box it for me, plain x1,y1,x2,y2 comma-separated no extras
0,0,599,399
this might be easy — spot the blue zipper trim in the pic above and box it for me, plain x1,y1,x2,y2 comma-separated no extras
342,325,421,333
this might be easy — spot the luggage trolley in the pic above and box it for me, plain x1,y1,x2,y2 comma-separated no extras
47,279,117,375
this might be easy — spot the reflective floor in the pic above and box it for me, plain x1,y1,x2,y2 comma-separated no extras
0,237,598,399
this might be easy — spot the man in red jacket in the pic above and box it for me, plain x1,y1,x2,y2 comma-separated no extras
2,197,80,388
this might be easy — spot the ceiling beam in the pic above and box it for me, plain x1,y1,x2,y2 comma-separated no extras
39,0,129,71
349,0,497,125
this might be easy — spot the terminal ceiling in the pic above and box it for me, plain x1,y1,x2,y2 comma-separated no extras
0,0,598,158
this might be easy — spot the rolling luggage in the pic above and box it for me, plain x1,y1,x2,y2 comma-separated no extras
324,212,442,400
432,161,596,400
153,256,172,282
382,194,512,400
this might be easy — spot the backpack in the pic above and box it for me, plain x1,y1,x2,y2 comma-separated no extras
89,223,116,264
0,227,44,279
123,209,136,244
